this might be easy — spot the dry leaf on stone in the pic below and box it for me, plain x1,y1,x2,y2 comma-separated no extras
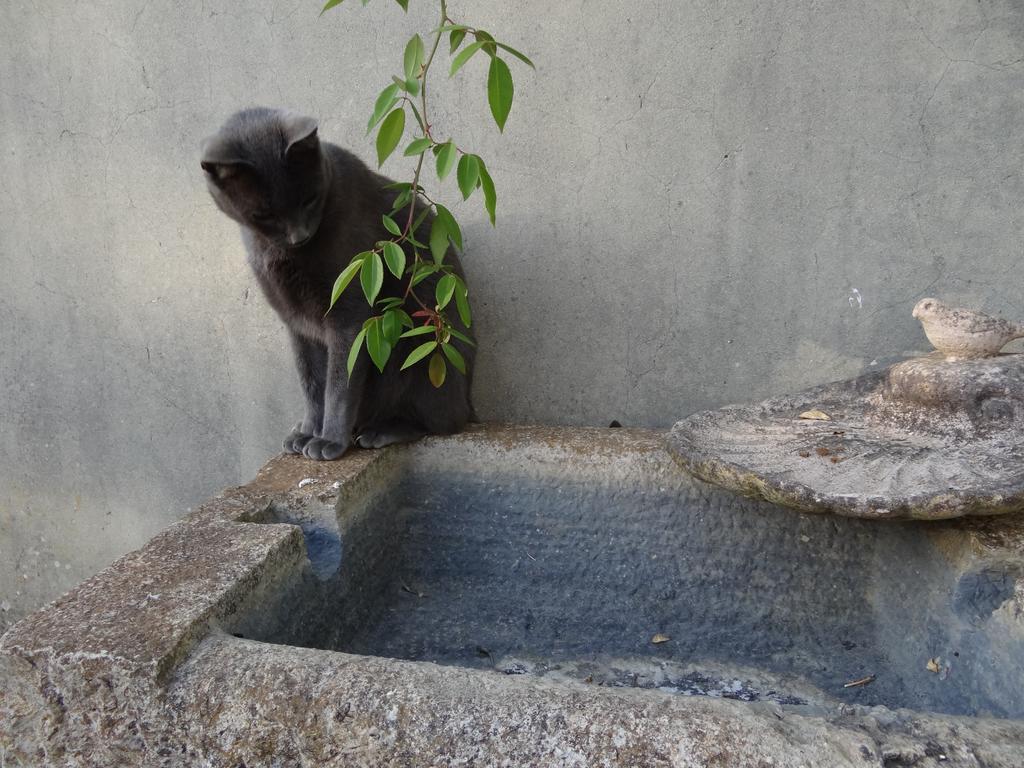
843,674,876,688
927,657,941,673
799,409,830,420
651,633,671,644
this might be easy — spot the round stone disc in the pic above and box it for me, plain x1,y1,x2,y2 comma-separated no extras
668,366,1024,520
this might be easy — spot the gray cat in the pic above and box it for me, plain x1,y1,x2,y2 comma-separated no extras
201,107,475,460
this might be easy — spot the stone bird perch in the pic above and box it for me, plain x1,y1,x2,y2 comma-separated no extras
913,297,1024,360
670,297,1024,519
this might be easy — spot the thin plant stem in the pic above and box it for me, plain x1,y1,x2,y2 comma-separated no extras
399,0,450,318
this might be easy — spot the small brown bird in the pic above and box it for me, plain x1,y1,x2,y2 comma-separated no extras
912,297,1024,360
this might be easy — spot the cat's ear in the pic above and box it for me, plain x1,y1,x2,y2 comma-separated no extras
200,134,248,182
282,114,320,159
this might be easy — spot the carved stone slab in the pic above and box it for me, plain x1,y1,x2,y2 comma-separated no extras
668,354,1024,520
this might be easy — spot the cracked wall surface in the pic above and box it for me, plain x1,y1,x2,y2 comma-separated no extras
2,0,1024,627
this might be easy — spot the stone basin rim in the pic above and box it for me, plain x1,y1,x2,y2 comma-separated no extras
2,424,1023,767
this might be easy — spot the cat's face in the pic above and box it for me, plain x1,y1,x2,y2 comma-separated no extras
202,109,329,250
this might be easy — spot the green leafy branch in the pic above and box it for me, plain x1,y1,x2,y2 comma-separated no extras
321,0,533,387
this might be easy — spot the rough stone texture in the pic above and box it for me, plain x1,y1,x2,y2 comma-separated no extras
669,352,1024,519
5,0,1024,628
244,443,1024,719
872,352,1024,434
2,426,1024,766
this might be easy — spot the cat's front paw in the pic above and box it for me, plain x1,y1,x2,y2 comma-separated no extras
356,425,424,449
283,424,315,454
302,437,350,461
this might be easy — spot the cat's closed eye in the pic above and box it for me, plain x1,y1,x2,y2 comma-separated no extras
301,195,318,209
250,211,275,226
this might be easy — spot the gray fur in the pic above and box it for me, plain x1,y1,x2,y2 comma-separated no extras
202,107,475,460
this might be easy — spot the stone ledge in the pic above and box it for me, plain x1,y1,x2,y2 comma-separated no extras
2,425,1022,766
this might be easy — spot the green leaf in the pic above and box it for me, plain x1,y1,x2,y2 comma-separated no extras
382,241,405,278
403,34,424,82
450,41,486,77
328,258,365,312
433,23,471,33
390,189,412,213
441,342,466,374
376,108,405,167
454,278,471,327
394,0,409,10
411,263,439,287
347,328,366,377
360,251,384,305
392,75,416,94
407,98,425,128
400,324,436,339
367,83,400,134
412,205,431,235
382,309,402,345
495,42,535,69
396,309,413,328
448,327,476,346
401,341,438,370
428,352,447,387
436,273,457,309
403,137,432,156
382,214,402,236
435,141,457,180
434,204,463,249
477,158,496,225
377,296,405,310
487,56,514,132
456,154,480,200
429,216,448,264
320,0,346,16
450,28,467,54
365,318,392,373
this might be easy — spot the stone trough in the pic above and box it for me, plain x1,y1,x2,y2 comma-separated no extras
2,425,1024,766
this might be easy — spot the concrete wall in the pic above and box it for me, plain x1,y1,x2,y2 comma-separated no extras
2,0,1023,630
